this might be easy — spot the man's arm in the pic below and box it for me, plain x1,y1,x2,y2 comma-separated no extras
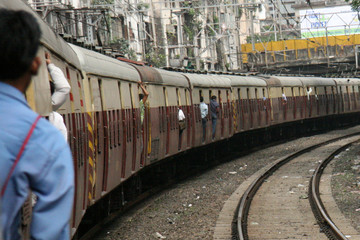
138,81,149,104
46,53,71,111
30,142,74,240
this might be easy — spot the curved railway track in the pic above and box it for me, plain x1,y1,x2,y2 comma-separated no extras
236,133,360,240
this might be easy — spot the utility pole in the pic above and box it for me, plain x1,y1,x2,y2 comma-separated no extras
276,0,283,40
249,8,256,51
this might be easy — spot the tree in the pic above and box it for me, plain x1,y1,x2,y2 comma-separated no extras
345,0,360,12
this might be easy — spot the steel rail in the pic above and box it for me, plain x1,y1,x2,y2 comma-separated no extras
236,132,360,240
309,140,359,240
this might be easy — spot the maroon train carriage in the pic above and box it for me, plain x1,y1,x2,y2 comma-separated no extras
333,78,360,114
69,43,143,234
295,77,337,119
226,75,268,132
182,73,232,146
128,64,191,163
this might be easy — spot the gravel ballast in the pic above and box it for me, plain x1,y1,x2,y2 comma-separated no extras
94,126,360,240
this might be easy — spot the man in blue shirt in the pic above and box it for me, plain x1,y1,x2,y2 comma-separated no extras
0,9,74,240
210,95,220,139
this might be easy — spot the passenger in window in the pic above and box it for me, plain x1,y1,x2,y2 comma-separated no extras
199,96,208,142
138,81,149,125
178,107,186,149
210,95,219,139
306,87,312,100
46,52,71,141
0,9,74,240
282,92,287,105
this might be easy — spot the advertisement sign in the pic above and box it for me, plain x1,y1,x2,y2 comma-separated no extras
300,5,360,38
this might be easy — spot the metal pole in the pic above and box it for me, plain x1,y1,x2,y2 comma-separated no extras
250,9,255,51
325,26,330,67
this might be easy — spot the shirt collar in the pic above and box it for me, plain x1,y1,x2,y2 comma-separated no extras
0,82,29,107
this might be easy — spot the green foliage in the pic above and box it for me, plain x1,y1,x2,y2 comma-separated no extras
110,38,136,60
137,2,149,10
182,2,202,43
92,0,114,4
246,33,276,44
145,48,166,67
345,0,360,11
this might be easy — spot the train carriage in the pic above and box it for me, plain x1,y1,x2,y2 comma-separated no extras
297,77,337,119
263,76,304,123
183,73,232,145
333,78,360,114
226,75,268,132
141,68,190,160
69,44,142,220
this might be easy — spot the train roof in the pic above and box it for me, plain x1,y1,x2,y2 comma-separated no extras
183,73,231,88
296,77,336,86
333,78,360,86
0,0,81,70
69,44,140,82
155,68,189,87
130,64,163,84
259,76,303,87
225,75,267,87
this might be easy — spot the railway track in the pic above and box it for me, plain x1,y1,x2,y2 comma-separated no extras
236,133,360,240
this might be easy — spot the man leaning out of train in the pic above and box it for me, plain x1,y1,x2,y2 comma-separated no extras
0,9,74,240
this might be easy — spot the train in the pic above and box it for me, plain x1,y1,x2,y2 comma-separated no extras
2,0,360,238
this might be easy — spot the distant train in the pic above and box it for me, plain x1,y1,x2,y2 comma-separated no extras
3,0,360,238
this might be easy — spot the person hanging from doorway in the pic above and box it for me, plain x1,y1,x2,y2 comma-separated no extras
282,91,287,105
46,52,71,141
199,96,208,142
306,86,312,101
138,81,149,125
178,99,186,150
138,81,149,162
210,95,219,140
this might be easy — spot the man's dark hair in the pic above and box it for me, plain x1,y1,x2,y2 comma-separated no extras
0,9,41,81
139,93,144,100
200,96,204,102
211,95,217,100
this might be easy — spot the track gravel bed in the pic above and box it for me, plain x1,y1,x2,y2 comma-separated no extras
94,126,360,240
246,137,358,239
330,142,360,236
